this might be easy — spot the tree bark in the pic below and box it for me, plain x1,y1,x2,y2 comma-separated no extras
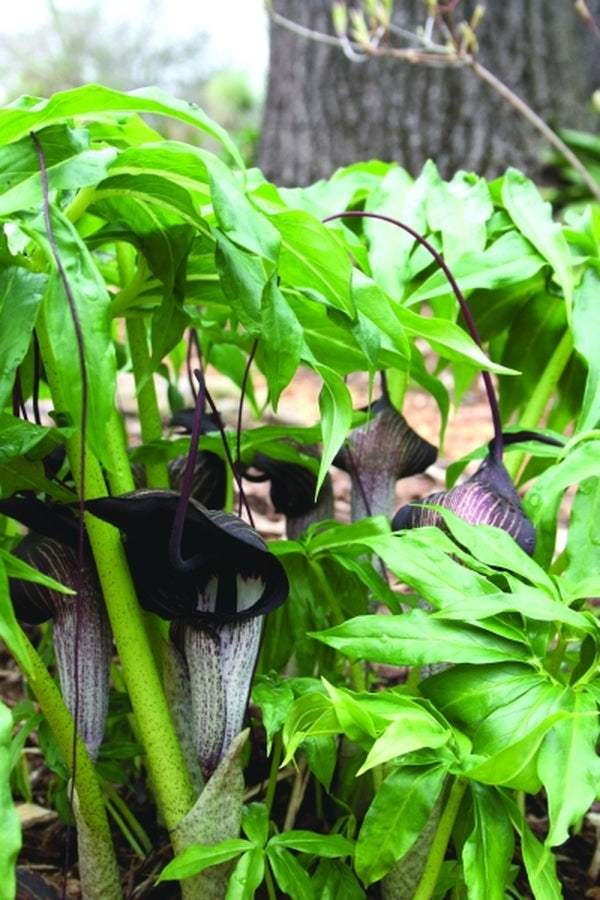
256,0,599,186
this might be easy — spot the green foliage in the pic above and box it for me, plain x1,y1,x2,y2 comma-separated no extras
0,83,599,900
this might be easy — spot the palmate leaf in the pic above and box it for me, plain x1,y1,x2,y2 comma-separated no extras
425,166,493,261
407,230,547,305
0,124,117,217
0,85,245,172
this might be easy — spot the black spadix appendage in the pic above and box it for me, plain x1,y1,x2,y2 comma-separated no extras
392,451,536,555
85,489,289,623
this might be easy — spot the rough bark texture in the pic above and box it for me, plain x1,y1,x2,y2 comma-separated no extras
256,0,599,186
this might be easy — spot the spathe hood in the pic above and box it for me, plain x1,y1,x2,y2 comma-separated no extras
85,489,289,623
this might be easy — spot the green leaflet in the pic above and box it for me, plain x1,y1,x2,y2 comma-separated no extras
537,690,600,846
311,610,531,667
0,268,46,408
226,847,265,900
526,439,600,526
394,303,518,374
425,167,493,261
505,796,562,898
462,784,514,900
157,838,253,882
0,413,67,466
363,164,427,295
270,210,354,316
28,207,117,466
408,230,546,304
258,276,304,410
269,830,354,858
0,123,117,216
565,476,600,584
0,554,31,677
355,765,447,886
572,265,600,432
315,364,353,494
501,168,573,310
265,844,313,900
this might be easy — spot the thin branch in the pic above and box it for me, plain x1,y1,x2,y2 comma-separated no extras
468,58,600,204
267,7,349,48
575,0,600,45
265,2,600,203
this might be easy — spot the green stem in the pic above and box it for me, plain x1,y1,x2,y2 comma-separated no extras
19,629,122,898
35,313,196,839
264,859,278,900
311,564,384,791
126,316,170,488
316,564,367,694
546,626,569,680
503,329,573,482
116,245,170,490
64,185,98,224
413,777,468,900
102,781,153,858
264,731,284,819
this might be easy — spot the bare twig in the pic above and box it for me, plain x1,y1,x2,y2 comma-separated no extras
264,0,600,204
575,0,600,45
282,757,311,832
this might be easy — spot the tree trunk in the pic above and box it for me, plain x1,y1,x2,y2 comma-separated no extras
256,0,599,186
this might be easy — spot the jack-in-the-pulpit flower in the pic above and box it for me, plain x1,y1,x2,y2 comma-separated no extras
392,450,536,555
248,446,334,539
3,497,112,761
86,489,288,775
336,392,437,521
